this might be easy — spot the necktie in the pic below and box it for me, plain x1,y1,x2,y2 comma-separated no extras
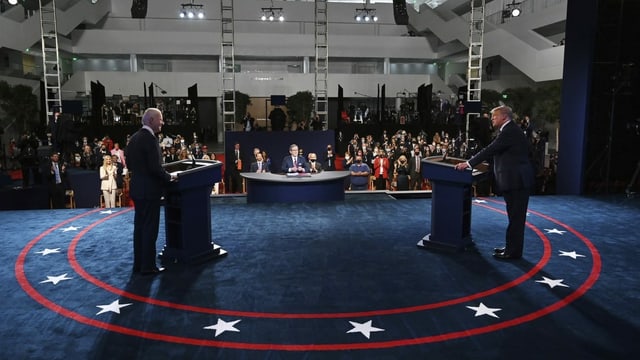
54,163,61,184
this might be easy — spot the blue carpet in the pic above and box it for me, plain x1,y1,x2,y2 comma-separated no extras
1,194,639,359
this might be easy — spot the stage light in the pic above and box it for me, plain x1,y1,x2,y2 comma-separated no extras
260,0,284,22
260,7,284,22
178,0,204,20
354,1,378,23
502,1,522,21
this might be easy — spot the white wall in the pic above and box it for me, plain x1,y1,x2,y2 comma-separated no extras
67,71,440,99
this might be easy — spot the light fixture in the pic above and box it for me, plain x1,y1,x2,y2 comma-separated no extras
354,1,378,23
8,0,18,5
178,0,204,20
90,0,99,4
260,0,284,22
260,8,284,22
501,1,522,21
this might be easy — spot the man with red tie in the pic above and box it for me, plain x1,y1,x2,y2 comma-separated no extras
281,144,309,173
373,148,390,190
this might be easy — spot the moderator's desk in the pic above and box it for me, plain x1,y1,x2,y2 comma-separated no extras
241,171,350,203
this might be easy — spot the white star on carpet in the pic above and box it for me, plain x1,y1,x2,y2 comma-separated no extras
203,318,241,337
559,250,586,259
96,299,133,315
36,248,61,256
473,199,487,203
61,226,80,232
346,320,385,339
466,302,502,318
544,228,566,235
40,273,73,285
536,276,570,288
100,210,116,214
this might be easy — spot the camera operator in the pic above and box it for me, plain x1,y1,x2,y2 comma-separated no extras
17,132,40,188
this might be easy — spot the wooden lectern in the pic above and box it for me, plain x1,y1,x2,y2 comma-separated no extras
417,156,488,251
159,159,227,263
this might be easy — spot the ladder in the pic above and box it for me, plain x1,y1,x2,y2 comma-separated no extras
220,0,236,132
314,0,329,130
465,0,485,143
39,0,62,123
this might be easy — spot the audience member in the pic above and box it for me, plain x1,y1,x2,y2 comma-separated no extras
100,155,118,208
324,145,335,171
409,145,423,190
373,149,390,190
46,152,66,208
394,155,410,191
349,155,370,190
250,152,269,173
226,141,244,192
308,153,322,173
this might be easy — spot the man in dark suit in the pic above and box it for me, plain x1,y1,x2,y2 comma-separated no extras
249,152,270,173
226,141,244,193
409,145,423,190
125,108,177,275
281,143,309,173
455,105,533,260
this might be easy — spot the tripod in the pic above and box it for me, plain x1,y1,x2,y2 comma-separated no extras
626,160,640,198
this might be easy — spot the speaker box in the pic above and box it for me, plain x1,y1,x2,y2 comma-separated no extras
131,0,148,19
393,0,409,25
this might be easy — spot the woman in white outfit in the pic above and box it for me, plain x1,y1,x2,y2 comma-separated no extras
99,154,118,208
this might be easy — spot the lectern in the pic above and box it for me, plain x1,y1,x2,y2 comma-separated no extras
417,156,488,251
159,159,227,263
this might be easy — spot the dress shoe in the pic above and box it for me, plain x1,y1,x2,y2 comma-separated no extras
140,267,165,275
493,252,521,260
493,247,505,254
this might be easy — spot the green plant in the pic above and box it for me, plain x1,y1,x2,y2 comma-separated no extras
286,91,314,124
0,80,39,134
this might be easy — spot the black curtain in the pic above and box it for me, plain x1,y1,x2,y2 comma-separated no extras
337,85,344,125
90,81,105,129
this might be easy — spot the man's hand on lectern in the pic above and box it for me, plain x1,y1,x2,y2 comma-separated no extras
454,162,471,171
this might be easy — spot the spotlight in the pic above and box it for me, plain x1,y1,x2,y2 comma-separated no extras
178,1,205,20
260,6,284,22
8,0,18,5
354,2,378,24
502,1,522,21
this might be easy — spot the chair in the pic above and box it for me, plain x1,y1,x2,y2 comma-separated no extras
65,190,76,209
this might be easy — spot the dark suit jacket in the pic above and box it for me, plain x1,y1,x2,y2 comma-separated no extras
281,156,309,173
409,155,422,174
468,121,533,192
125,128,171,201
250,161,270,173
